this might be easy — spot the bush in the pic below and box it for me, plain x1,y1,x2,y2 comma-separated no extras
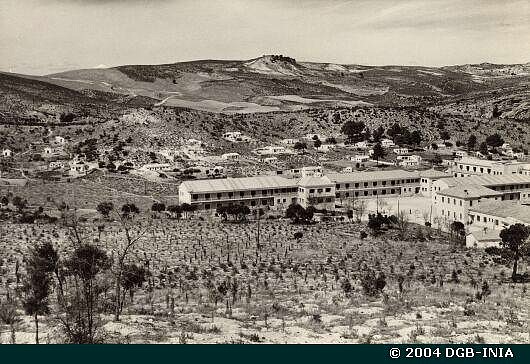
360,270,386,296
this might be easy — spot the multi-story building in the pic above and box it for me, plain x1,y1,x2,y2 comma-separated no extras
431,174,530,224
452,156,530,177
329,170,421,203
419,169,452,197
468,200,530,231
297,175,335,210
179,176,299,211
179,169,424,212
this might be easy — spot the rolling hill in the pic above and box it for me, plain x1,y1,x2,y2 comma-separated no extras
0,55,528,151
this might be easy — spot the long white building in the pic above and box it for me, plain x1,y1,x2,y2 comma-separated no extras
179,169,424,212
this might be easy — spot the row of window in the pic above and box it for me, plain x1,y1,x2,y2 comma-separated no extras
300,187,332,194
202,198,280,210
192,187,298,200
336,188,402,198
458,164,502,175
335,178,419,190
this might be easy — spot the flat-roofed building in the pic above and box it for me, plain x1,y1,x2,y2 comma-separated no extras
329,169,421,202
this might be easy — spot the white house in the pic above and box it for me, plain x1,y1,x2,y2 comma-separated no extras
397,154,422,167
263,157,278,164
43,146,65,157
253,146,289,156
221,152,240,161
354,141,369,149
305,133,327,141
49,161,67,170
393,147,410,155
223,132,251,143
140,163,173,172
69,161,95,177
2,149,12,158
317,144,336,152
351,155,370,163
381,139,395,148
465,230,502,249
53,136,66,145
454,151,468,158
280,138,299,145
300,166,323,177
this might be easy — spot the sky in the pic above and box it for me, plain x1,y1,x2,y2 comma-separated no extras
1,0,529,75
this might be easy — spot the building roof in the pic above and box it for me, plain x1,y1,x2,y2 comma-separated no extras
440,174,530,188
180,175,296,193
438,185,504,199
297,175,333,187
469,201,530,224
419,169,452,179
328,169,419,183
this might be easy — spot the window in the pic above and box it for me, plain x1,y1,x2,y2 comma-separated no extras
217,193,222,199
251,201,256,206
205,203,210,209
240,192,245,197
325,188,331,192
345,192,350,197
336,184,341,189
382,190,387,195
373,182,377,187
364,182,368,187
345,183,350,188
364,191,368,196
251,191,256,196
310,189,315,193
355,192,359,197
192,194,198,200
355,183,359,188
317,188,323,193
325,197,332,202
373,191,377,196
205,193,210,199
228,192,234,197
262,190,267,195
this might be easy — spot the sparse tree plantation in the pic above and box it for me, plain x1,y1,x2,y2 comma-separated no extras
0,205,528,344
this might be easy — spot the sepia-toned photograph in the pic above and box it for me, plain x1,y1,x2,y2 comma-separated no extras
0,0,529,345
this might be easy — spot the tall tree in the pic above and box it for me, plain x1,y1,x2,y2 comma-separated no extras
467,134,477,151
499,224,530,281
486,133,504,149
22,243,55,343
372,142,386,164
341,120,366,143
